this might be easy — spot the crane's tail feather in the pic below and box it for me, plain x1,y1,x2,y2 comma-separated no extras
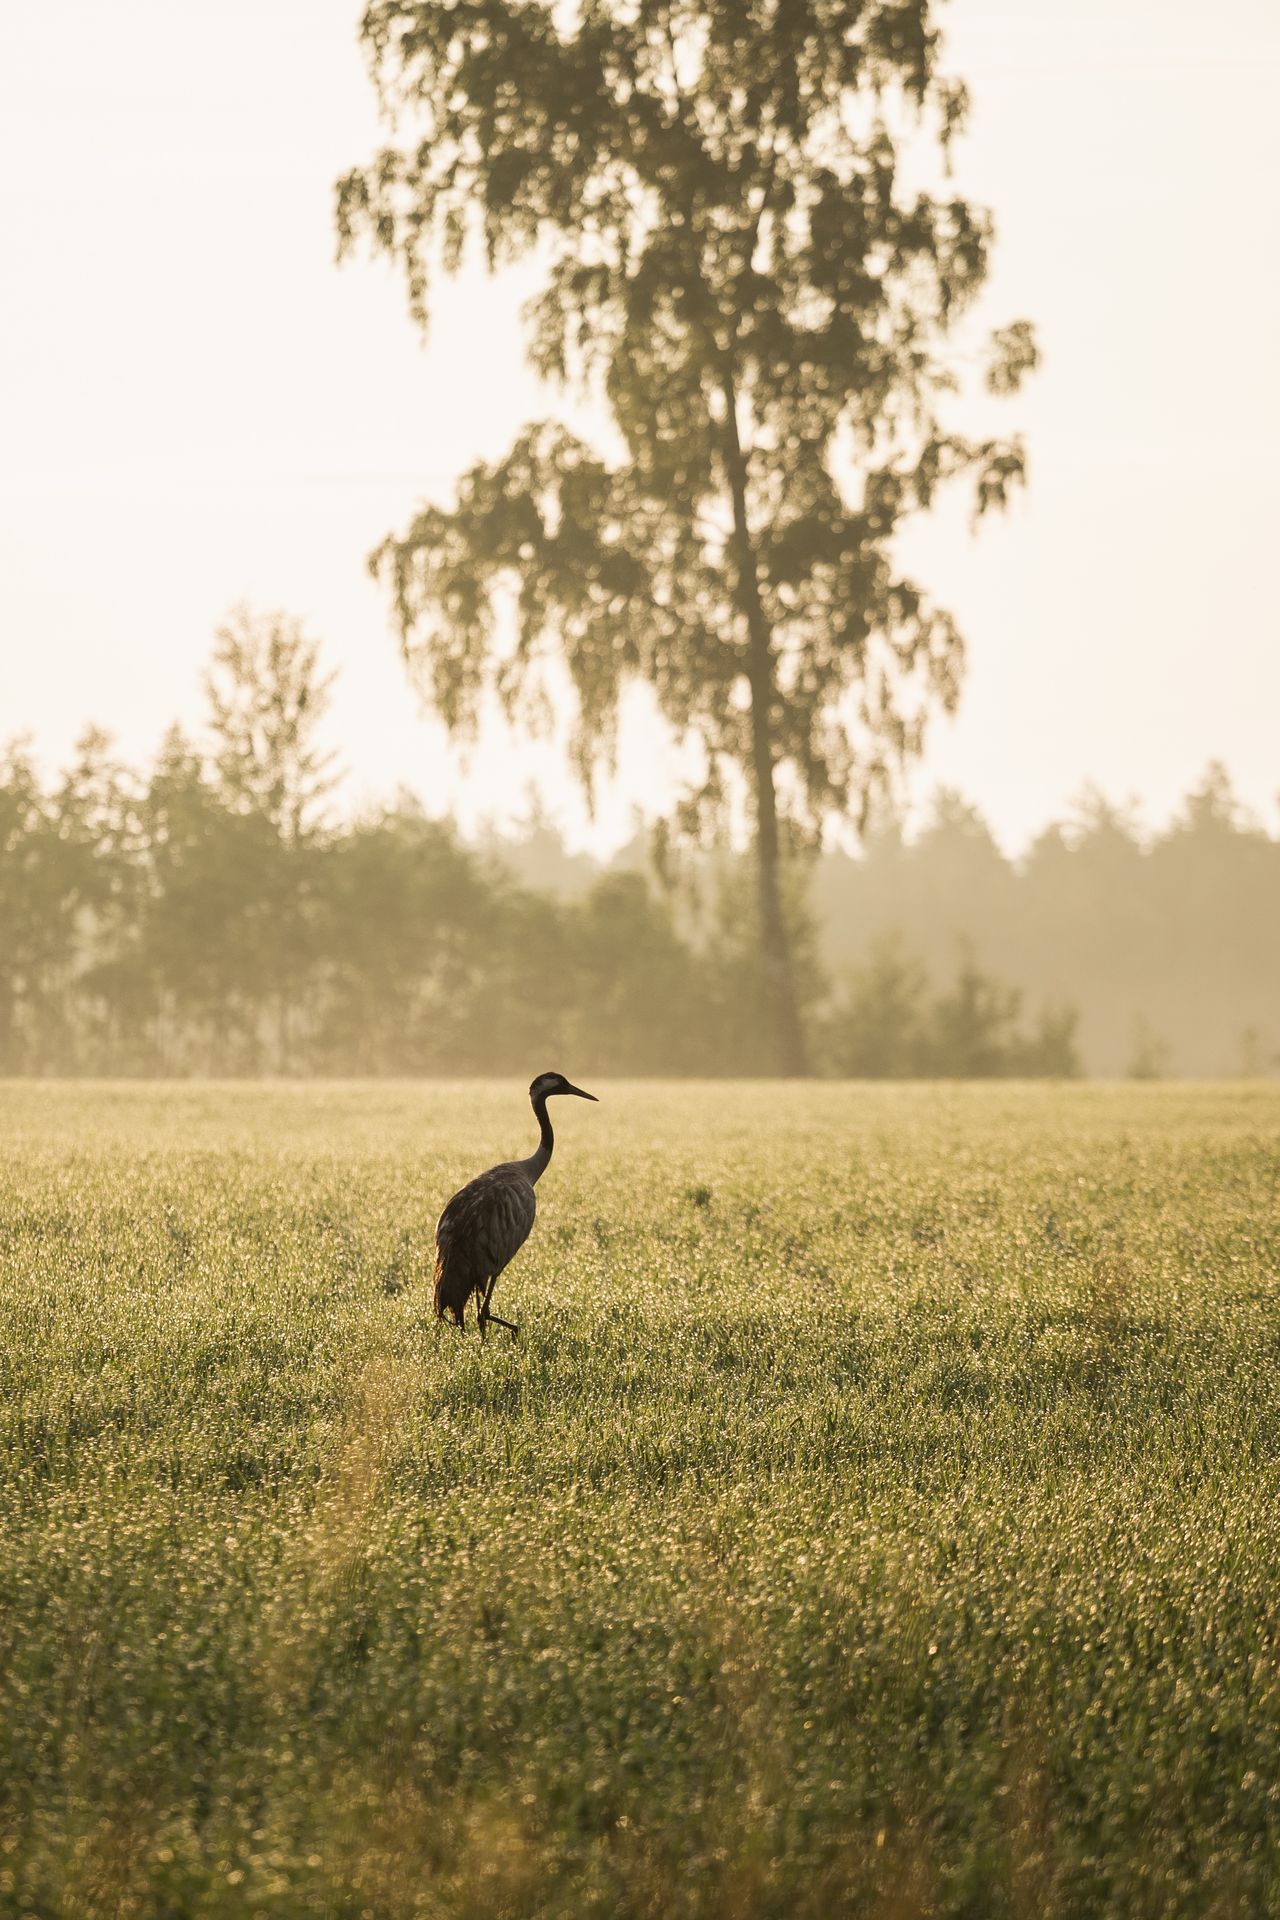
433,1252,477,1328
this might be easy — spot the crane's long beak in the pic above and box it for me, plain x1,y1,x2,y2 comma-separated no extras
565,1082,598,1102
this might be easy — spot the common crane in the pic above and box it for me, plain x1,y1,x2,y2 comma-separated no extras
433,1071,597,1338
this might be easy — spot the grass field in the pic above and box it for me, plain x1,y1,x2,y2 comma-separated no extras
1,1080,1278,1918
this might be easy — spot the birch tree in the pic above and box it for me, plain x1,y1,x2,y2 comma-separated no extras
337,0,1036,1071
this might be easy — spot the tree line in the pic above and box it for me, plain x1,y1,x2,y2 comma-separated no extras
815,775,1280,1077
490,770,1280,1080
4,612,1273,1080
0,610,1066,1080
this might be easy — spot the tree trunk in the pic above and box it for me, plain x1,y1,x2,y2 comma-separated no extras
0,980,15,1074
719,367,809,1077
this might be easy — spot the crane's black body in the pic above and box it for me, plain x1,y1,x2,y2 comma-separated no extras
433,1072,597,1338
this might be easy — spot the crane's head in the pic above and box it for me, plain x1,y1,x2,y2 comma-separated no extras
530,1071,598,1105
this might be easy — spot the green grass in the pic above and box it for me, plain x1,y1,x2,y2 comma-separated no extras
1,1080,1278,1918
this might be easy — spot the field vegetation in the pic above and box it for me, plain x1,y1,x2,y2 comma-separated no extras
1,1081,1278,1916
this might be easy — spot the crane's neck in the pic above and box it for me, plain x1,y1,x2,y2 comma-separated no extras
523,1091,555,1185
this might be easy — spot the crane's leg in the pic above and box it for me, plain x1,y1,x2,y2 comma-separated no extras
477,1272,497,1335
478,1271,518,1339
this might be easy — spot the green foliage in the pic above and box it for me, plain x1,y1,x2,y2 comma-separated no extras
0,694,760,1075
337,0,1035,1069
5,666,1279,1077
1127,1015,1170,1083
813,771,1280,1076
829,937,1080,1078
0,731,144,1073
2,1082,1278,1915
0,737,64,1064
205,604,339,845
924,953,1079,1078
828,932,930,1076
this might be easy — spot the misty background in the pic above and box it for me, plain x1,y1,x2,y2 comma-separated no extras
1,615,1273,1076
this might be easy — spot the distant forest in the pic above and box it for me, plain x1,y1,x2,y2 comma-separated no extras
494,770,1280,1079
2,619,1276,1079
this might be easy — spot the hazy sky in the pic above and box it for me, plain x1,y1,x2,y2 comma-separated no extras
2,0,1277,852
